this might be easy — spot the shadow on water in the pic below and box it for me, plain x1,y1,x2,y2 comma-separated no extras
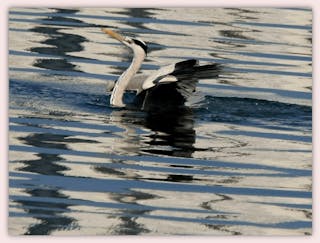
29,8,87,72
14,189,76,235
108,190,154,235
14,133,86,234
195,96,311,126
120,8,157,30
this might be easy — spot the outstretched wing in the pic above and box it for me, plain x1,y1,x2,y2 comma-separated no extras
141,59,199,91
133,60,221,111
142,59,221,100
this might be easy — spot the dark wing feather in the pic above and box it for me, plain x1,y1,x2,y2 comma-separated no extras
150,59,200,100
172,59,198,72
171,61,221,100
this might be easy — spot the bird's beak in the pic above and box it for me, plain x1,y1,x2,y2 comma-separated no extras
101,28,125,42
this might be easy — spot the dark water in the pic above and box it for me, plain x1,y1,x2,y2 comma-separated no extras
8,8,312,235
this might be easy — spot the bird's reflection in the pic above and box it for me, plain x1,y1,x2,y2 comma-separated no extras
103,104,198,185
108,105,196,158
142,107,196,158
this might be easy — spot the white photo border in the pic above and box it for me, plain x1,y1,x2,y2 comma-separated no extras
1,0,318,242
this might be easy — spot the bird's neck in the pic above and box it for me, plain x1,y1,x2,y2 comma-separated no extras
110,50,145,107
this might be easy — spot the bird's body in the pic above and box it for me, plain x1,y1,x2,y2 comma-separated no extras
102,28,220,111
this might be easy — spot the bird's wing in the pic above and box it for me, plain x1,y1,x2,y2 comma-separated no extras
133,60,221,110
141,59,198,91
126,74,148,93
106,74,147,93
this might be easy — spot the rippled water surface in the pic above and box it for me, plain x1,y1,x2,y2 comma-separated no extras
8,8,312,235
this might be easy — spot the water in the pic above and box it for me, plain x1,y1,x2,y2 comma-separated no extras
8,8,312,235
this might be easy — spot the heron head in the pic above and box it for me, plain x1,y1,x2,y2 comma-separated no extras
102,28,148,55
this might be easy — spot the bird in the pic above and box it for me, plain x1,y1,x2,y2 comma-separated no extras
102,28,220,111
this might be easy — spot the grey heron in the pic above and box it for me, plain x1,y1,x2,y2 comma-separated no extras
102,28,220,111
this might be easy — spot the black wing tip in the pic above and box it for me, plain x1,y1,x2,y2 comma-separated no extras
174,59,198,71
194,62,222,71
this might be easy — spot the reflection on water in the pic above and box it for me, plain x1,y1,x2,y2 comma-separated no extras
109,106,196,158
144,108,196,158
30,9,86,72
9,7,312,235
